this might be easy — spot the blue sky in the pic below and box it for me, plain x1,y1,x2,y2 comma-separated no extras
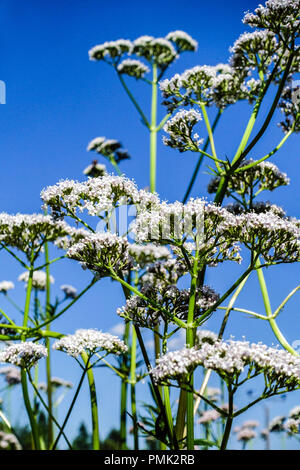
0,0,299,448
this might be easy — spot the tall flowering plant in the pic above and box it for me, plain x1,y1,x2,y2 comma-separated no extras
0,0,299,451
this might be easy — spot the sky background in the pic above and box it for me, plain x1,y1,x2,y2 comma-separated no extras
0,0,299,449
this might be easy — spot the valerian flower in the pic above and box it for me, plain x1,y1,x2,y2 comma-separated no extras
83,161,107,178
269,415,286,432
0,342,48,368
243,0,300,43
60,284,77,299
67,232,131,277
285,417,300,434
132,36,178,68
18,270,54,290
198,409,220,424
160,63,259,112
41,175,159,219
128,243,171,267
151,337,300,396
165,30,198,53
207,159,290,196
0,213,77,260
88,39,133,62
117,284,219,328
0,281,15,293
0,431,22,450
53,329,128,357
229,30,278,76
117,59,150,79
237,428,257,442
163,109,203,152
0,366,21,385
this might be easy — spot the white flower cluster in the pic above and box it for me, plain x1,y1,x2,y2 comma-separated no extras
41,175,159,218
151,337,300,392
160,63,256,111
67,232,131,277
60,284,77,299
117,59,150,78
53,329,128,358
285,417,300,434
89,39,132,61
0,342,48,368
132,198,242,265
0,365,21,385
269,415,285,432
87,137,121,156
236,427,257,442
166,31,198,52
117,284,219,328
18,270,55,290
243,0,300,40
0,281,14,293
0,431,22,450
89,31,197,72
133,197,300,265
196,329,218,345
128,243,171,267
0,213,76,259
83,161,107,178
229,30,278,74
163,109,203,152
132,36,177,67
198,409,220,424
289,405,300,419
207,159,290,196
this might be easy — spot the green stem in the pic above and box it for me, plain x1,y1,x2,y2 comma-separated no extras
255,257,298,355
236,127,294,173
199,103,221,172
81,352,100,450
51,369,86,450
150,62,158,194
117,72,150,129
120,321,130,450
185,249,199,450
182,109,222,204
21,369,40,450
21,260,40,450
27,371,73,450
44,237,54,448
130,325,138,450
220,386,233,451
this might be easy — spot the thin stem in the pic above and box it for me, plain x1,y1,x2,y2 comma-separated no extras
21,369,40,450
51,369,86,450
199,103,221,172
44,236,54,448
220,386,234,450
182,109,222,204
81,352,100,450
256,257,298,355
120,321,130,450
21,259,40,450
150,62,158,194
236,127,294,173
117,72,150,129
27,371,73,450
130,325,138,450
185,248,199,450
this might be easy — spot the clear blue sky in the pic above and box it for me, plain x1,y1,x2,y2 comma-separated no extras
0,0,299,448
